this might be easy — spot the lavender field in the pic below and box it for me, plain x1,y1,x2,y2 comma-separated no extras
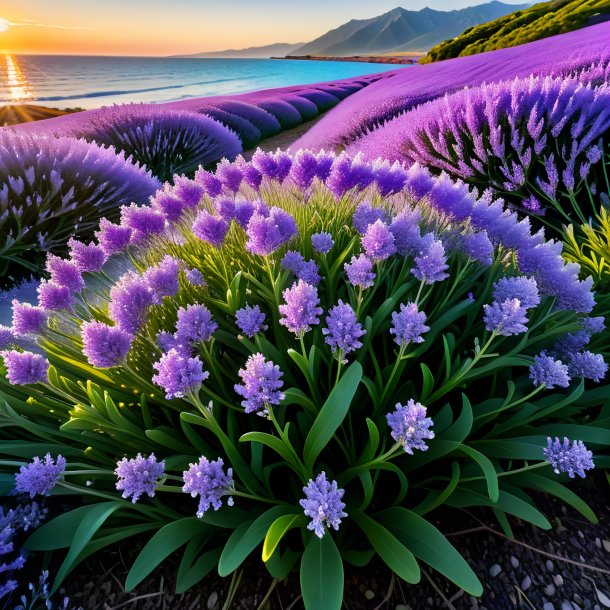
1,12,610,610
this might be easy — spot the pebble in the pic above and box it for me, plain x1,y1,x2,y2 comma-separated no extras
595,538,602,549
395,606,412,610
547,560,555,572
207,592,218,609
555,575,565,587
603,540,610,553
545,584,557,596
489,563,502,577
365,590,375,600
521,575,532,591
511,555,519,568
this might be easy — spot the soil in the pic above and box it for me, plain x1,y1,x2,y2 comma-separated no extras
52,476,610,610
0,104,81,126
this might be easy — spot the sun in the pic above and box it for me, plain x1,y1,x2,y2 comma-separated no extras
0,18,10,33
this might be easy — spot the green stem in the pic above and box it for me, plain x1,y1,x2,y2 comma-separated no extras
460,460,549,484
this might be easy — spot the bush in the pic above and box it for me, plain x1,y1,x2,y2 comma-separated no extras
192,106,263,150
0,132,160,286
256,100,304,129
75,105,243,182
296,89,342,112
1,152,607,609
374,76,610,225
213,101,282,138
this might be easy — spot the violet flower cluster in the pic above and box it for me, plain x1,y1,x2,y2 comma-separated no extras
543,437,594,479
300,472,347,538
386,400,435,454
14,454,66,498
234,353,285,416
182,457,234,517
115,453,165,503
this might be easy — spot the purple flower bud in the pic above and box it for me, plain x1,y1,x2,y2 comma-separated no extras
37,280,74,311
120,203,166,244
1,350,49,385
81,320,132,368
297,260,321,285
544,437,593,479
214,197,236,222
411,240,449,285
483,298,528,336
95,218,133,256
108,272,154,334
311,232,334,254
68,238,107,273
388,209,423,256
493,276,540,310
152,348,209,399
390,302,429,348
0,325,15,350
386,400,435,454
15,453,65,498
245,208,297,256
281,250,306,274
352,202,389,235
175,304,218,344
567,351,608,382
45,254,84,293
344,254,375,289
11,300,46,335
195,168,222,197
464,231,494,266
235,304,267,338
182,456,234,517
185,268,206,286
234,200,256,229
235,353,284,416
529,352,570,389
361,220,396,261
192,211,230,247
322,300,365,361
115,453,165,503
279,280,322,336
299,472,347,538
142,256,181,303
215,159,243,193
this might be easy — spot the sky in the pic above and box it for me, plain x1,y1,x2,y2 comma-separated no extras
0,0,528,56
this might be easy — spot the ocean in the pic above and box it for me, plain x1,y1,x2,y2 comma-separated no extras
1,55,406,110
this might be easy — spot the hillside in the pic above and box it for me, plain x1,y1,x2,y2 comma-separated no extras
292,2,529,56
172,42,304,59
422,0,610,63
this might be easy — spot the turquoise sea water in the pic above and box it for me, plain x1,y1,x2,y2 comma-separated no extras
1,55,406,110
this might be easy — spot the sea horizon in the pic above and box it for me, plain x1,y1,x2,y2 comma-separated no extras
1,54,407,110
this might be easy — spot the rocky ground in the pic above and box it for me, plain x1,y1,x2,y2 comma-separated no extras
47,477,610,610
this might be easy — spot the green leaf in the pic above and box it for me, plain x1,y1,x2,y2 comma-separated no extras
458,444,499,502
262,513,305,562
303,361,362,471
300,534,344,610
218,505,291,576
420,363,435,400
126,518,206,591
52,502,123,593
445,394,473,443
377,507,482,596
361,418,380,462
240,431,300,472
177,543,222,594
351,511,420,584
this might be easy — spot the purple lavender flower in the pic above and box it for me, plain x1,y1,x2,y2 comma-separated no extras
464,231,494,266
361,220,397,262
390,302,429,348
311,232,334,254
185,268,206,286
352,202,389,235
0,325,15,350
386,400,435,454
483,298,528,336
108,272,154,334
14,454,65,498
235,304,267,338
182,457,234,517
411,240,449,285
192,211,230,247
544,437,594,478
322,301,365,361
175,304,218,344
344,254,375,290
172,176,205,208
1,350,49,385
289,149,319,190
95,218,133,256
81,320,132,368
68,238,107,273
214,197,236,222
215,159,244,193
152,348,209,399
279,280,323,336
297,260,321,285
299,472,347,538
142,256,181,303
388,209,423,257
234,200,256,229
45,254,84,293
11,300,46,335
567,351,608,382
281,250,305,274
115,453,165,503
120,203,166,244
245,208,298,256
37,280,74,311
195,168,223,197
493,276,540,310
151,190,189,223
251,149,292,182
529,353,570,389
373,160,407,196
235,353,284,416
554,316,606,357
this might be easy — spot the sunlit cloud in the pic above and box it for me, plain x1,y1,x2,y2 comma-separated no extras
0,16,97,32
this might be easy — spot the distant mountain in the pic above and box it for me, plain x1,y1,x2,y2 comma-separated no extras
172,42,305,59
291,1,530,56
422,0,610,63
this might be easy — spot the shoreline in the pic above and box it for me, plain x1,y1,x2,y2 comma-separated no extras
272,54,420,65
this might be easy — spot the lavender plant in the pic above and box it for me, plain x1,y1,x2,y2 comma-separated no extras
75,106,243,182
0,132,159,285
0,152,608,609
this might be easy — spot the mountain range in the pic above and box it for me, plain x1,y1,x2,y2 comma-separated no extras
175,1,530,59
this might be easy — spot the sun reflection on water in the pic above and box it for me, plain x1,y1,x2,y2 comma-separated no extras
5,54,32,102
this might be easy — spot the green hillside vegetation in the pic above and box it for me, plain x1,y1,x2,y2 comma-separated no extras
421,0,610,63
